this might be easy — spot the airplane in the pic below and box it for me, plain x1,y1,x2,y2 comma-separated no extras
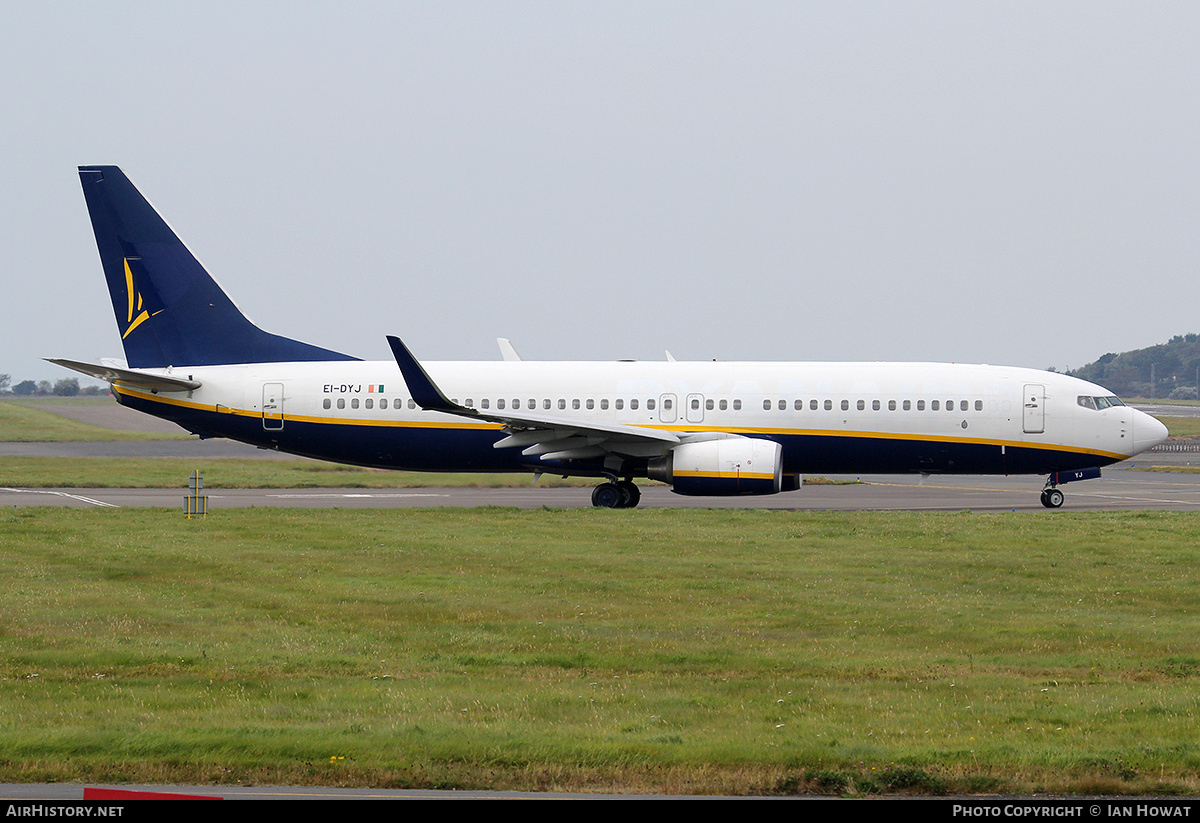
52,165,1169,509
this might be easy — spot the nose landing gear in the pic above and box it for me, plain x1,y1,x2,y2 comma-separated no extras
1040,467,1102,508
1040,486,1065,508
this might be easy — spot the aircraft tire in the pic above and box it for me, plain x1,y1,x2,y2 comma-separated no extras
1041,488,1064,508
617,480,641,509
591,482,623,508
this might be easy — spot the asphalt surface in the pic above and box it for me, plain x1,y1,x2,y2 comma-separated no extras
4,464,1199,511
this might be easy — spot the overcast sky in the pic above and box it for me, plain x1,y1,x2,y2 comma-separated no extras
3,2,1198,386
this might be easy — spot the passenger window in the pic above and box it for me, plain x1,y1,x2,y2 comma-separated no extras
706,399,714,411
481,399,490,409
824,399,832,410
856,400,864,411
601,399,609,410
733,399,741,410
365,398,373,409
917,400,925,411
888,400,896,411
408,399,417,410
720,399,728,411
587,399,595,410
498,399,506,410
810,399,818,410
763,400,771,411
794,399,803,410
648,399,656,410
872,400,880,411
931,400,939,411
337,398,345,409
323,399,331,409
903,400,911,411
573,399,580,410
381,398,389,409
558,399,566,409
843,400,851,411
777,399,785,410
975,400,983,411
631,399,639,410
351,398,359,409
616,399,624,410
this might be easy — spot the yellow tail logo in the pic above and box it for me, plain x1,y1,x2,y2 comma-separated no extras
121,258,159,339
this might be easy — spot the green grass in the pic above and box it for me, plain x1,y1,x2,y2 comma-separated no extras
2,507,1198,796
0,399,184,442
1158,417,1200,438
0,456,604,488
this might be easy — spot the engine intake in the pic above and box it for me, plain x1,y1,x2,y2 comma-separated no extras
648,438,795,496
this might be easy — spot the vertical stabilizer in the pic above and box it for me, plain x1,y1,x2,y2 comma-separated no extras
78,166,358,367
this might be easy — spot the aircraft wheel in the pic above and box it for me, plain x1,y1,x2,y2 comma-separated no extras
591,482,623,508
617,480,641,509
1041,488,1064,509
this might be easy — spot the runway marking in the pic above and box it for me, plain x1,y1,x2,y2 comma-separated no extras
1,488,119,507
264,493,448,499
864,481,1020,493
1073,492,1200,505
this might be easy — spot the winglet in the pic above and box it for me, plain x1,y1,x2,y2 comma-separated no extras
497,338,522,361
386,335,477,416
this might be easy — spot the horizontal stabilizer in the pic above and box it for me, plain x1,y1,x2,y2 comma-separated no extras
46,358,201,392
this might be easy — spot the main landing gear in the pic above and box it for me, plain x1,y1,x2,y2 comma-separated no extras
591,479,642,508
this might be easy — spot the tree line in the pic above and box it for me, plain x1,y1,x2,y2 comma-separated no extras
0,375,108,397
1067,333,1200,400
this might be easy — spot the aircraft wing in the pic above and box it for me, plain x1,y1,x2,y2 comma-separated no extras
46,358,202,392
387,336,679,461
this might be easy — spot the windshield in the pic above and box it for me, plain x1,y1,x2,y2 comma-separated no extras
1078,395,1125,410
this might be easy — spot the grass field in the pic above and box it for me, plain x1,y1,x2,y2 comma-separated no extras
2,506,1199,796
0,399,184,442
0,456,607,489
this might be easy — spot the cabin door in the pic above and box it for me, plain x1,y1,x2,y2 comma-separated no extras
263,382,284,430
1022,384,1044,434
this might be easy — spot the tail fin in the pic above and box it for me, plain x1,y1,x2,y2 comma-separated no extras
78,166,358,368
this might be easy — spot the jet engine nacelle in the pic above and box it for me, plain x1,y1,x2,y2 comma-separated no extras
648,437,794,496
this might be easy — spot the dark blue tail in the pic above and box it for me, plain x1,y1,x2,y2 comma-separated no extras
78,166,358,368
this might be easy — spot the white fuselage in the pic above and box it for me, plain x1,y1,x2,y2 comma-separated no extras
111,359,1167,479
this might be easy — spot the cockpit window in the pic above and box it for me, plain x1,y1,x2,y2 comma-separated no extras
1078,395,1125,410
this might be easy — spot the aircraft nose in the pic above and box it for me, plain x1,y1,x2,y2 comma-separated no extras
1131,409,1169,456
